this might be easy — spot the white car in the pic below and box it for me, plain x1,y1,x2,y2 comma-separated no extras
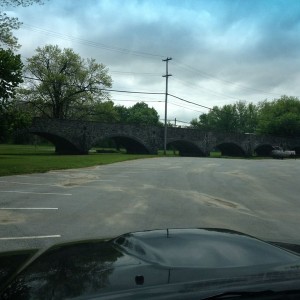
271,146,296,159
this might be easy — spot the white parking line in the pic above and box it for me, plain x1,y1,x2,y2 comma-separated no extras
0,208,58,210
0,180,114,185
0,235,61,240
0,191,72,196
0,180,59,187
90,179,115,182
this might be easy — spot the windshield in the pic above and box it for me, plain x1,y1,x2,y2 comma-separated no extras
1,0,300,299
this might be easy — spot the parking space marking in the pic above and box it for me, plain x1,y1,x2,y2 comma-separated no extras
0,235,61,240
0,191,72,196
90,179,115,182
0,208,58,210
0,180,59,187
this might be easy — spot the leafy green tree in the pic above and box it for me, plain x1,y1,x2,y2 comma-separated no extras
235,101,258,134
1,0,43,50
0,48,24,142
89,100,119,122
114,105,130,123
126,102,160,125
0,99,32,143
257,95,300,137
112,102,160,125
190,101,258,133
0,48,23,105
21,45,112,119
191,105,237,131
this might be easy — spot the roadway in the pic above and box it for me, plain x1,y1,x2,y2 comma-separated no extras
0,157,299,252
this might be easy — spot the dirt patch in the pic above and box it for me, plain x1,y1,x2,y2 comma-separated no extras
57,173,103,187
0,211,26,225
203,195,238,208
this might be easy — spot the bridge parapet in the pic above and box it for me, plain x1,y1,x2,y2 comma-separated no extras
30,118,163,154
29,118,300,156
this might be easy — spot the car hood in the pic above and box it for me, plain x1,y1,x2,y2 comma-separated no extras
1,228,300,299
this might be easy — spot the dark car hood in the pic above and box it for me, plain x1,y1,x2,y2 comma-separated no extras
1,228,300,299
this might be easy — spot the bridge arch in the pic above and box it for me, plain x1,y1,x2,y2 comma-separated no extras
291,145,300,156
213,142,246,157
254,144,274,156
167,140,205,157
31,132,83,154
92,134,152,154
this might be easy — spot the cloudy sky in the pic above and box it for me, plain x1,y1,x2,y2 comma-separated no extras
5,0,300,125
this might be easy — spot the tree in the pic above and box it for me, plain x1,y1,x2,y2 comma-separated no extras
235,101,258,134
0,48,24,142
126,102,160,125
0,48,23,105
190,101,258,133
113,102,160,125
257,95,300,137
0,99,32,143
21,45,112,119
114,105,130,123
1,0,43,50
89,100,119,123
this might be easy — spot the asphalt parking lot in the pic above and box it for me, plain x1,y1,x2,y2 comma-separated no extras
0,157,300,252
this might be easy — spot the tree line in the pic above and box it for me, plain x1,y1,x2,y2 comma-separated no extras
190,96,300,137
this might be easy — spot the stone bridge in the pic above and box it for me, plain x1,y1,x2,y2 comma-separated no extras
29,118,300,156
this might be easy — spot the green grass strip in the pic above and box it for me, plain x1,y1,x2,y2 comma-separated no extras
0,144,159,177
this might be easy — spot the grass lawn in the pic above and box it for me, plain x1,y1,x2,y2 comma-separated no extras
209,151,222,158
0,144,273,177
0,144,159,177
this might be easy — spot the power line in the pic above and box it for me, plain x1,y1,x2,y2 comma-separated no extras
168,101,205,113
168,93,212,110
22,77,165,95
101,88,164,95
112,99,164,103
172,77,240,101
22,75,211,111
110,71,160,76
17,25,291,102
173,59,283,97
21,23,165,59
176,119,190,124
21,55,161,78
159,118,190,125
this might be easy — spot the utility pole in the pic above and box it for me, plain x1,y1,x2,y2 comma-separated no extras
162,57,172,155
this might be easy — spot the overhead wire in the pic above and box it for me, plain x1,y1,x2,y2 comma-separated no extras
168,100,206,113
21,23,165,59
159,118,190,125
101,88,164,95
171,77,240,101
22,76,300,127
111,99,164,103
110,71,160,76
21,55,161,79
172,59,283,97
22,75,212,113
168,94,212,110
21,77,209,120
22,77,163,94
20,24,290,101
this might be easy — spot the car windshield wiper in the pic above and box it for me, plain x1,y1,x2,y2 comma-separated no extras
201,289,300,299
